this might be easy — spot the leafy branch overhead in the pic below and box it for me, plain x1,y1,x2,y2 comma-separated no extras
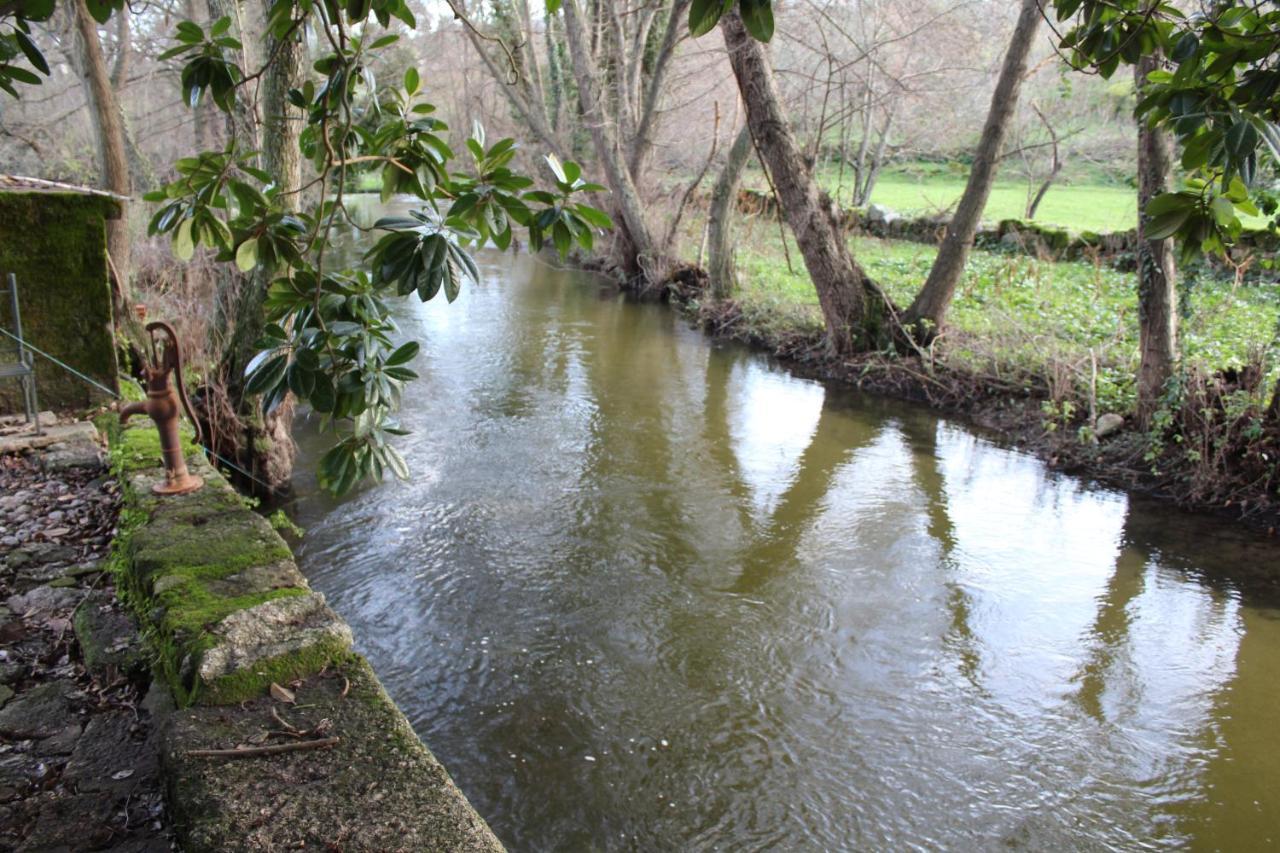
127,1,613,495
1049,0,1280,258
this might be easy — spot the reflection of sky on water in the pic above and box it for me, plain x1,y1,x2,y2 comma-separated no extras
727,360,825,520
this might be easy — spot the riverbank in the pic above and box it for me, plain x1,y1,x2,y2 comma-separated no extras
586,226,1280,530
100,421,504,851
680,285,1280,530
0,410,504,850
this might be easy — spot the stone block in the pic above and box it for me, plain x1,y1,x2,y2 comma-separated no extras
162,657,503,852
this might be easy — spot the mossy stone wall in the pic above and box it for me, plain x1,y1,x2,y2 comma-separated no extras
0,190,119,412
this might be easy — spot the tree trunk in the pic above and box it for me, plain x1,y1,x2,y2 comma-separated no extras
707,124,753,300
561,0,656,276
1134,53,1178,429
862,105,896,206
720,11,880,355
627,0,689,179
203,0,298,494
204,0,261,147
72,0,131,321
903,0,1041,339
244,18,303,491
1025,102,1062,220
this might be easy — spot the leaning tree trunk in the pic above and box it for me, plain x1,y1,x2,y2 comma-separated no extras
720,11,880,355
1134,52,1178,429
903,0,1041,339
72,0,131,321
707,124,753,300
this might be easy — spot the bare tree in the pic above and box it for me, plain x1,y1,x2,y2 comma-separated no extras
466,0,696,281
720,9,882,356
71,0,132,316
903,0,1041,339
1022,103,1064,219
559,0,658,274
706,124,753,300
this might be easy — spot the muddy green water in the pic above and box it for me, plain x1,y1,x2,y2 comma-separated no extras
288,249,1280,851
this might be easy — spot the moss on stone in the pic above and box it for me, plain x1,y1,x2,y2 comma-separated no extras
128,489,291,590
105,422,344,710
0,190,118,413
197,639,357,706
118,377,145,402
156,583,307,639
109,422,201,476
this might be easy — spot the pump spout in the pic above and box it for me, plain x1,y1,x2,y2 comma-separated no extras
119,400,147,423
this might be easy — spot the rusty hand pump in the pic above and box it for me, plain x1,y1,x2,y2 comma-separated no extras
120,320,204,496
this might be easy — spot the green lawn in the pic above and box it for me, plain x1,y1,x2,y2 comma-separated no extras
710,219,1280,414
858,176,1139,233
744,166,1139,233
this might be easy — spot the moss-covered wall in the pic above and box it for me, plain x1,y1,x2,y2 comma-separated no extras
0,190,119,412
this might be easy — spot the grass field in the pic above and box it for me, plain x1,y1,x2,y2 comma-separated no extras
859,176,1138,233
744,165,1139,232
698,216,1280,414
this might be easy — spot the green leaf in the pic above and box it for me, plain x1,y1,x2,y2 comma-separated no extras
689,0,732,37
738,0,774,41
1225,118,1259,160
245,353,287,394
385,341,420,366
404,67,419,95
545,153,568,184
13,31,48,76
573,204,613,229
234,238,258,272
172,218,195,261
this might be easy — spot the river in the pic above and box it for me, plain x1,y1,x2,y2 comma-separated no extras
286,245,1280,850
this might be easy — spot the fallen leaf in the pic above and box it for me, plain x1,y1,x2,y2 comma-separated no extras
269,682,296,704
111,769,134,780
43,617,71,635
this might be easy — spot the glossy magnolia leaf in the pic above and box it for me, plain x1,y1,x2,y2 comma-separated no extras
689,0,733,37
172,218,195,261
234,238,258,272
545,153,567,184
13,31,48,75
738,0,774,41
385,341,420,366
245,353,287,395
573,204,614,230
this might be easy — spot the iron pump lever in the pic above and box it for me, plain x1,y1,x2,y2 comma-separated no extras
119,321,205,496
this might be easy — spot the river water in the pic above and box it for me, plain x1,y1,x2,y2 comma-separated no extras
287,248,1280,851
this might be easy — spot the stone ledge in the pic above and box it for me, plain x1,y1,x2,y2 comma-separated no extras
105,421,505,849
0,421,99,454
163,657,503,852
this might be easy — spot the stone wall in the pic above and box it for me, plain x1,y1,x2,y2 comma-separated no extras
0,191,119,413
106,421,504,850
